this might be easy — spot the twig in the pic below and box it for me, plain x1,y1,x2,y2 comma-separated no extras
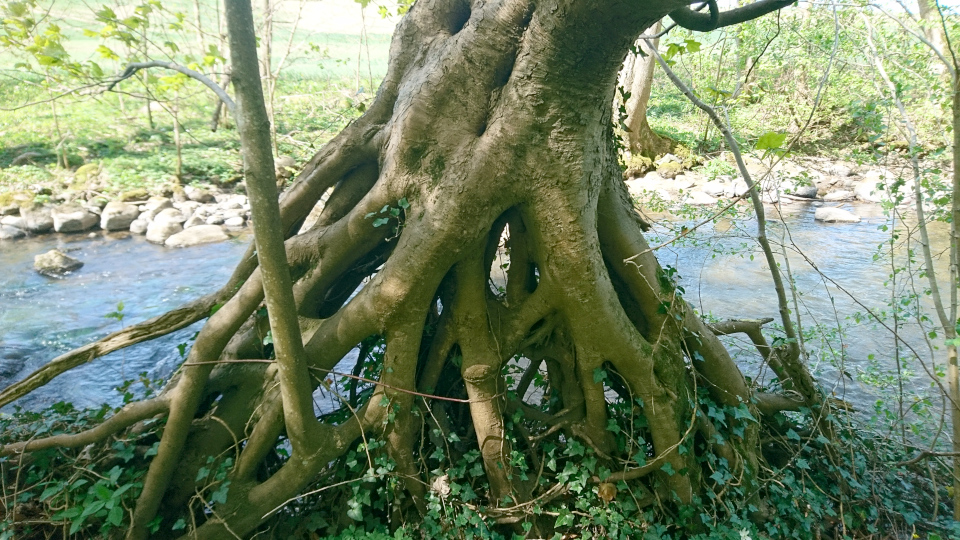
106,61,235,113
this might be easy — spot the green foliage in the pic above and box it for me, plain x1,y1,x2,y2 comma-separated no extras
0,376,163,538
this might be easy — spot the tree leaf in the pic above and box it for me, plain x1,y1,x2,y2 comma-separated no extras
755,131,787,151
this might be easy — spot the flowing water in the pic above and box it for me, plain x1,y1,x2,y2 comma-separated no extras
0,202,948,413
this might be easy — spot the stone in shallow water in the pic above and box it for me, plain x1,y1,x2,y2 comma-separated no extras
814,207,861,224
100,201,141,231
34,249,84,277
51,204,99,233
20,204,53,234
0,224,25,240
165,225,228,248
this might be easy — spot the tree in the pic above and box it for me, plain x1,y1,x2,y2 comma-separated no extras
620,22,676,159
1,0,829,538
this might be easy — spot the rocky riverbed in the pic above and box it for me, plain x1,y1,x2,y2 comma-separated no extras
623,153,945,222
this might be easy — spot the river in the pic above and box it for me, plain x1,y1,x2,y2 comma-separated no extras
0,201,947,413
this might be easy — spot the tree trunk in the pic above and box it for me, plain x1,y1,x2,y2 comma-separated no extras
622,22,676,158
2,0,812,537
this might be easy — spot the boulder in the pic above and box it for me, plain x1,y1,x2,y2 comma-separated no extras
141,197,173,222
100,201,141,231
34,249,83,276
853,180,884,203
657,161,682,179
145,208,185,244
673,175,696,190
165,224,229,247
205,215,225,226
824,190,854,202
729,179,749,197
790,185,819,199
0,225,25,240
183,214,207,229
175,201,201,222
129,219,148,235
51,204,99,233
827,163,853,177
1,215,23,228
187,188,217,204
701,180,726,197
19,204,54,234
224,216,246,228
0,204,19,216
814,207,861,223
686,191,717,206
275,155,297,178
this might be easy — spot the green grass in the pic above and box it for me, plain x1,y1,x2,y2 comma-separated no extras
0,74,375,199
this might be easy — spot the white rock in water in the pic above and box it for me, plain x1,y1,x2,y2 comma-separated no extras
165,224,229,247
814,207,861,223
19,204,53,234
100,201,141,231
686,191,717,206
824,190,853,202
0,224,25,240
34,249,83,276
146,208,185,244
1,215,23,228
790,185,819,199
141,197,173,222
52,204,99,233
853,181,883,203
183,214,207,229
223,216,246,228
701,180,726,198
129,218,148,235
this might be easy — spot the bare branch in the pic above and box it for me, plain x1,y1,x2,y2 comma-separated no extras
669,0,794,32
106,61,235,113
0,398,168,457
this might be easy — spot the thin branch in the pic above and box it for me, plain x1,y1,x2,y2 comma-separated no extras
669,0,794,32
106,61,235,113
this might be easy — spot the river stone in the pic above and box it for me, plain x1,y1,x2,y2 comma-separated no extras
100,201,141,231
206,215,225,225
0,225,25,240
187,188,216,204
824,190,854,201
223,216,246,228
52,204,99,233
0,204,19,216
729,179,749,197
142,197,173,222
701,180,726,197
129,218,148,235
790,185,819,199
275,155,297,177
165,224,228,247
674,175,696,190
34,249,83,276
146,208,185,244
830,164,852,177
853,180,884,203
686,191,717,206
1,215,23,228
183,214,206,229
814,207,861,223
19,204,54,234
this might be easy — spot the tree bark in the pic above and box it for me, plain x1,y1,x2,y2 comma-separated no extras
622,22,675,158
2,1,814,537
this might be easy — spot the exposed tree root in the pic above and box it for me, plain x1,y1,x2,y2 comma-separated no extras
1,0,826,537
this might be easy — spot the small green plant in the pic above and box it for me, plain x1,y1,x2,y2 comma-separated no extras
365,197,410,239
